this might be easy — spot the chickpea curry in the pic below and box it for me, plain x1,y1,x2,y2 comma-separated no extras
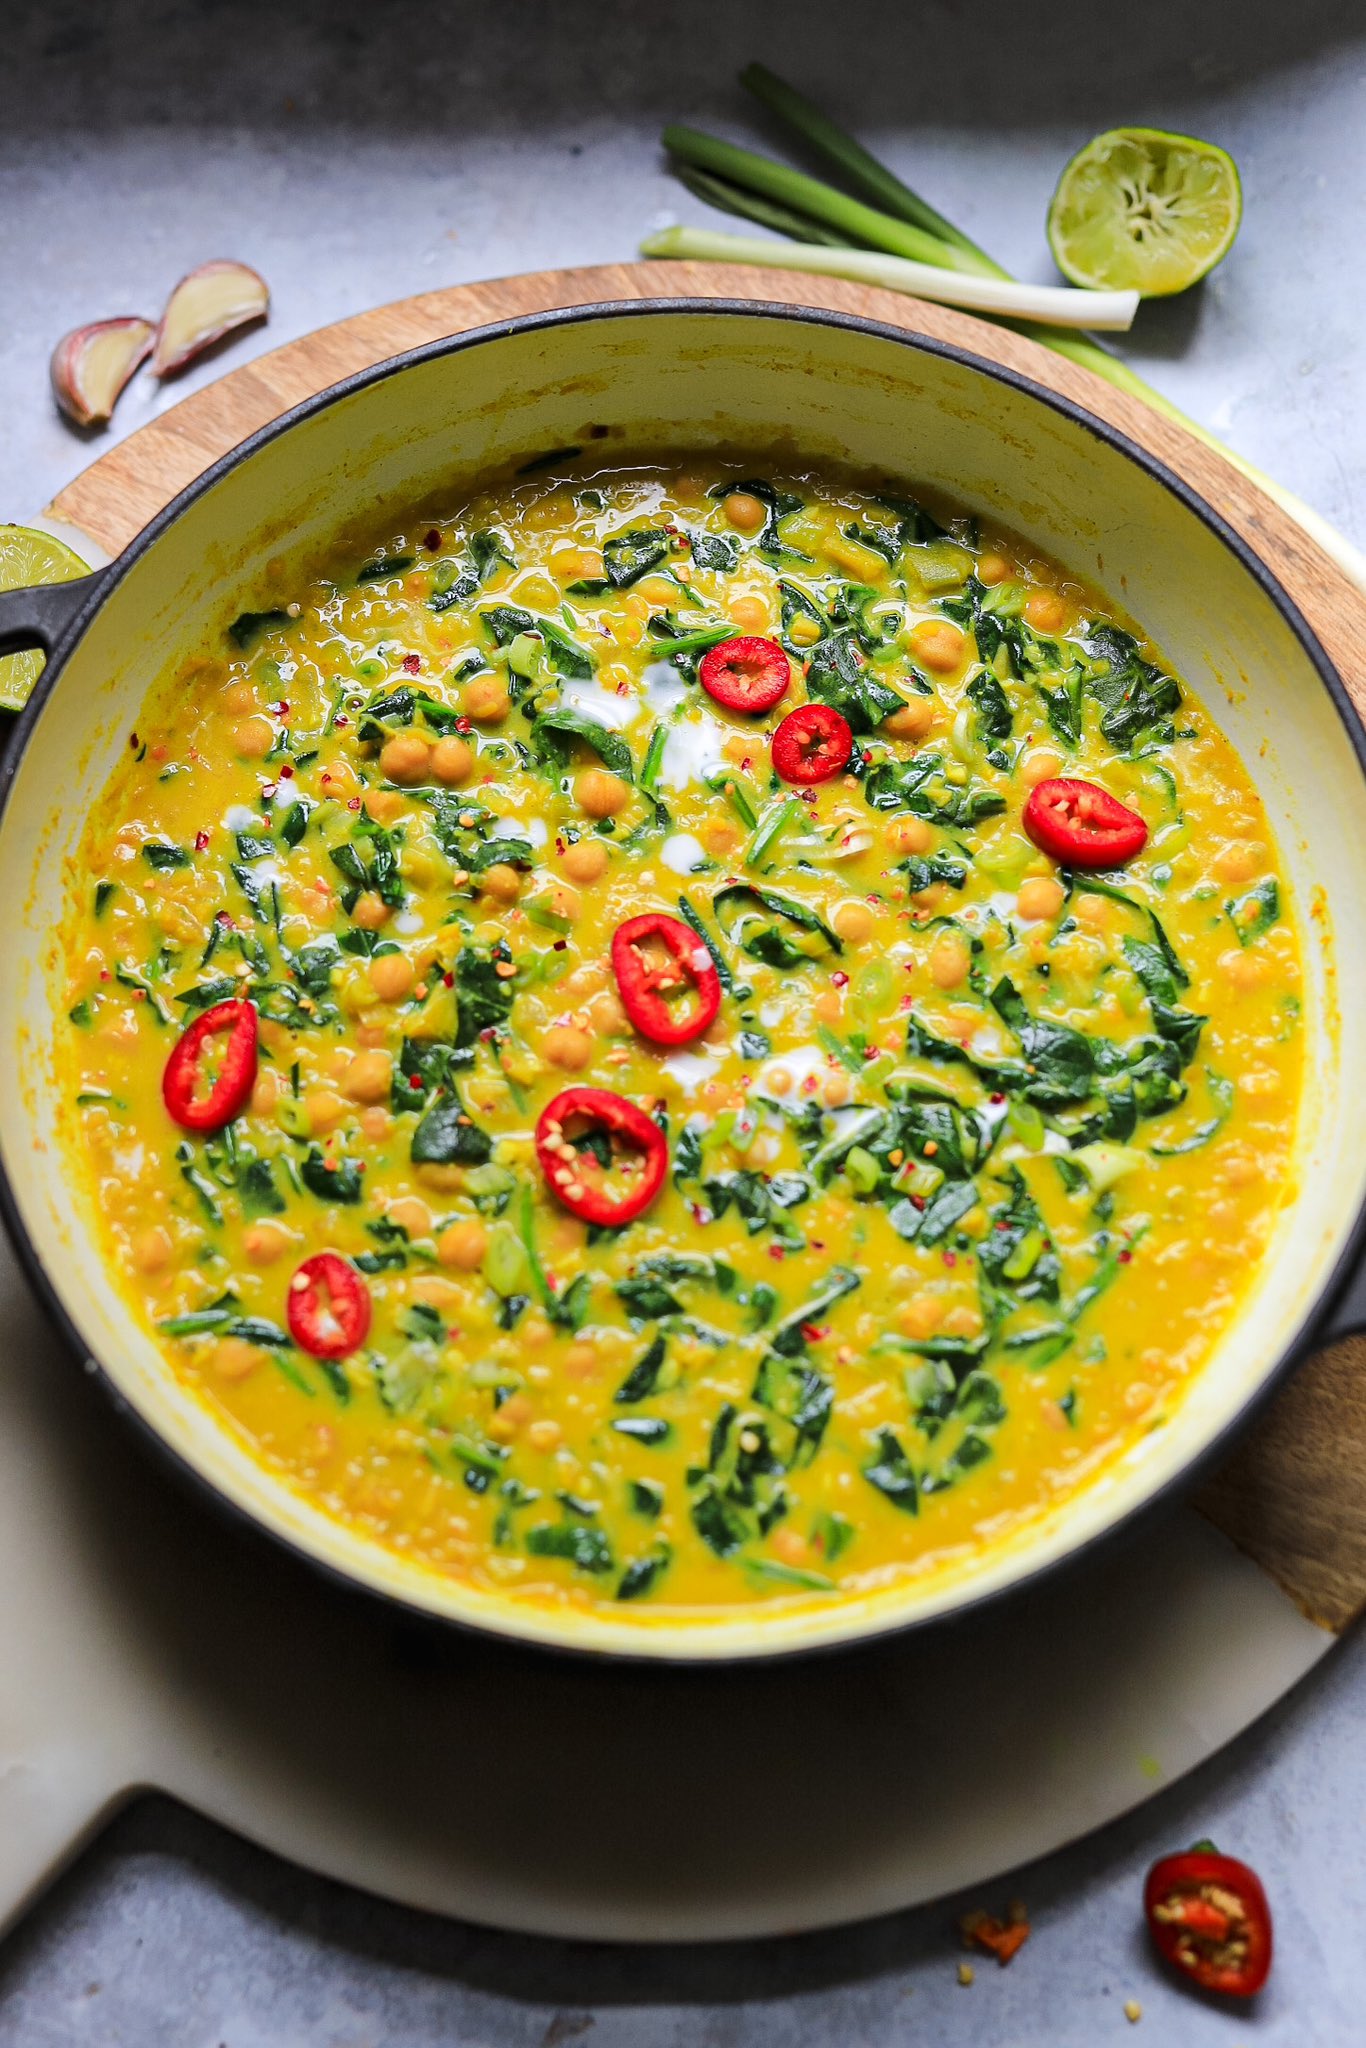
58,464,1302,1621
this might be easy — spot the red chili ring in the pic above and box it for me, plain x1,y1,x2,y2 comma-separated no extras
1023,776,1148,869
161,997,259,1133
287,1252,373,1360
1144,1851,1272,1998
535,1086,668,1227
698,635,792,715
771,702,853,785
610,912,722,1047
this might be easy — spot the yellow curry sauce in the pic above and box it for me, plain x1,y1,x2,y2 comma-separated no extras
57,464,1302,1618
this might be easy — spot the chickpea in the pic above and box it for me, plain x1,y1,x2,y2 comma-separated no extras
575,768,630,818
588,988,629,1035
563,1341,597,1378
813,988,843,1025
1017,876,1066,922
724,490,767,533
369,951,415,1002
211,1336,261,1381
832,900,875,944
898,1293,945,1340
544,1024,594,1070
1024,588,1067,634
527,1419,562,1452
883,696,936,740
250,1068,280,1116
437,1218,488,1270
352,891,391,931
703,817,742,856
1019,748,1065,788
225,680,256,715
942,1304,983,1339
1212,840,1265,885
377,731,429,785
132,1225,172,1274
771,1527,811,1566
386,1196,433,1237
463,675,511,724
887,815,932,854
1073,893,1114,929
977,552,1011,586
823,1069,851,1107
304,1087,348,1133
234,715,275,758
1222,1148,1262,1187
561,838,608,884
320,757,360,799
430,736,474,786
479,862,522,904
543,882,580,924
930,935,971,988
342,1050,392,1104
909,620,965,674
243,1221,291,1264
729,593,770,633
1219,947,1270,991
364,788,406,823
764,1066,793,1096
359,1106,391,1141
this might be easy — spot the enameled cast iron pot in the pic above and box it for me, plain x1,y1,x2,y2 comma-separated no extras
1,302,1364,1662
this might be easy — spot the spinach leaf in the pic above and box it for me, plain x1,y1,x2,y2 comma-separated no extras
901,853,968,893
142,841,190,871
713,883,840,968
300,1147,363,1204
689,529,738,573
454,941,516,1046
410,1092,493,1166
804,630,904,733
689,1403,789,1556
862,752,1006,829
863,1428,919,1513
357,553,414,584
701,1170,810,1237
991,977,1096,1105
750,1354,834,1463
965,670,1012,760
1226,877,1279,945
228,608,290,650
889,1177,980,1245
1083,624,1182,750
615,1335,669,1404
602,527,672,587
872,490,947,546
616,1542,672,1600
525,1515,614,1574
238,1157,286,1219
531,707,634,780
707,478,803,553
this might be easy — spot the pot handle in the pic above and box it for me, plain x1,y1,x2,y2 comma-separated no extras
0,569,110,665
1320,1239,1366,1345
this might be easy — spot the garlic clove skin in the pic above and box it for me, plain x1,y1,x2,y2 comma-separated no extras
50,317,155,428
151,260,270,378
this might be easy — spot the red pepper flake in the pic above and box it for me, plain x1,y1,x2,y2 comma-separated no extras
1119,1248,1133,1263
347,795,361,811
911,1194,926,1212
334,715,349,729
990,1092,1006,1104
443,971,454,988
275,700,290,716
402,653,422,675
862,1044,881,1061
279,762,295,780
943,1250,957,1266
423,528,442,552
216,910,234,927
408,1075,423,1089
456,716,472,733
959,1904,1031,1967
261,783,277,801
800,1322,829,1342
831,971,849,989
767,1244,786,1261
194,830,210,851
128,732,139,751
553,938,568,951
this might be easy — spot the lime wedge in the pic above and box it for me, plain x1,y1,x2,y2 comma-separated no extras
0,525,90,713
1047,128,1242,297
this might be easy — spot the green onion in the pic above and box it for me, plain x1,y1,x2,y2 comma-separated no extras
705,768,760,828
641,224,1139,333
640,722,668,790
745,796,803,869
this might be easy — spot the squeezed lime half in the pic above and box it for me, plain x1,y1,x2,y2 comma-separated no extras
1047,127,1242,297
0,525,90,713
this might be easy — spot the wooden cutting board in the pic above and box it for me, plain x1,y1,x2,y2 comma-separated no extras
46,259,1366,1633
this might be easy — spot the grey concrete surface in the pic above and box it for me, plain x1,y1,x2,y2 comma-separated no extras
1,2,1364,2041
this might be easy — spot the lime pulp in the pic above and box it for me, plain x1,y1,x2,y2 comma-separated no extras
1047,127,1243,298
0,525,90,713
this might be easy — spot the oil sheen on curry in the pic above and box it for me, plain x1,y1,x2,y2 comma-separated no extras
59,465,1302,1620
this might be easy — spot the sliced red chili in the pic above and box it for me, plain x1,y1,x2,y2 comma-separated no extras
287,1252,372,1360
1023,776,1147,868
535,1086,667,1226
771,703,853,785
611,912,721,1047
161,998,258,1133
698,635,792,714
1144,1850,1272,1998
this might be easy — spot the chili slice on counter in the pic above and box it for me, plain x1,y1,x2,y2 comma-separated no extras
161,997,258,1133
771,702,853,785
287,1252,372,1359
535,1086,668,1226
611,911,722,1046
698,635,792,714
1023,776,1148,868
1144,1849,1272,1997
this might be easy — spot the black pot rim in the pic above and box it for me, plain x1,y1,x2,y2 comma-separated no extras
4,294,1364,1671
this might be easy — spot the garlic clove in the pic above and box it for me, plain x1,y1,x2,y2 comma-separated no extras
50,317,155,428
151,259,270,378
